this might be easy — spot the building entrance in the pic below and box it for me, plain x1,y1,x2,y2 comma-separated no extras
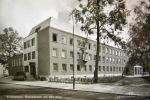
29,62,36,78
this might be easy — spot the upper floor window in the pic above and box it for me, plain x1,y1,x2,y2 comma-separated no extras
52,48,57,57
62,35,67,44
32,38,35,46
70,38,73,45
24,54,27,61
103,56,105,63
88,43,91,50
77,52,80,59
106,48,109,54
77,40,80,47
28,52,31,60
89,54,92,61
32,51,35,59
102,47,105,53
110,49,112,54
70,51,73,58
27,40,30,47
62,50,67,58
94,44,96,51
24,42,27,49
53,33,57,42
70,64,73,71
99,66,101,71
116,50,118,56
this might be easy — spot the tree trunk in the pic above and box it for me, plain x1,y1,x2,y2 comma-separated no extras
94,0,100,83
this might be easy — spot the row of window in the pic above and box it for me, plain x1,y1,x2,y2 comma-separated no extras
52,33,126,57
53,63,124,72
24,38,35,49
24,51,36,61
11,58,22,67
52,48,126,64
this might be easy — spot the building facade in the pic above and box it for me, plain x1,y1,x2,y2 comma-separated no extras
23,17,128,78
8,53,23,76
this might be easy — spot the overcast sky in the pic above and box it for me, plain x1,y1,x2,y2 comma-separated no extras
0,0,142,41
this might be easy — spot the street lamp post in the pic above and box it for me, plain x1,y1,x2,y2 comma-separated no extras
70,13,75,89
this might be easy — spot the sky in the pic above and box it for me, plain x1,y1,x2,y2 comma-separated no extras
0,0,142,42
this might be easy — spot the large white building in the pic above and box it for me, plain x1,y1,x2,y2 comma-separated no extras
23,17,128,78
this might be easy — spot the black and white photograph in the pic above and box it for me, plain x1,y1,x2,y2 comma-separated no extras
0,0,150,100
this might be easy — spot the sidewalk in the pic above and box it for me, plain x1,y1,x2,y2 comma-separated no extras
0,77,150,97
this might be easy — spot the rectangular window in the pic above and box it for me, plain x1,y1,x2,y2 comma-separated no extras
28,52,31,60
106,48,109,54
83,65,87,71
24,42,27,49
116,50,118,56
99,66,101,71
103,66,105,71
25,66,29,72
77,65,80,71
94,55,96,61
113,50,115,55
103,47,105,53
113,66,115,71
113,58,115,64
119,67,121,71
53,63,58,71
77,40,80,47
77,52,80,59
110,57,112,63
107,66,109,71
89,65,92,71
103,56,105,63
70,64,73,71
53,33,57,42
99,46,101,52
88,43,91,50
62,35,67,44
62,50,67,58
94,44,96,51
116,67,118,72
89,54,92,61
32,51,35,59
116,59,118,64
110,66,112,71
24,54,27,61
52,48,57,57
62,64,67,71
70,51,73,58
32,38,35,46
98,56,101,62
106,57,109,63
110,49,112,54
27,40,30,48
70,38,73,45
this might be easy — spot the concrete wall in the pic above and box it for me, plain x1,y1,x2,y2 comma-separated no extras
38,27,50,75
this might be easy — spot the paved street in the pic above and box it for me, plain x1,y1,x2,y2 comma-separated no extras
0,82,150,100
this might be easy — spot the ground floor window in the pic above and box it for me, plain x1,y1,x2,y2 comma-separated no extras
62,64,67,71
53,63,58,71
89,65,92,71
70,64,73,71
77,65,80,71
25,66,29,72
